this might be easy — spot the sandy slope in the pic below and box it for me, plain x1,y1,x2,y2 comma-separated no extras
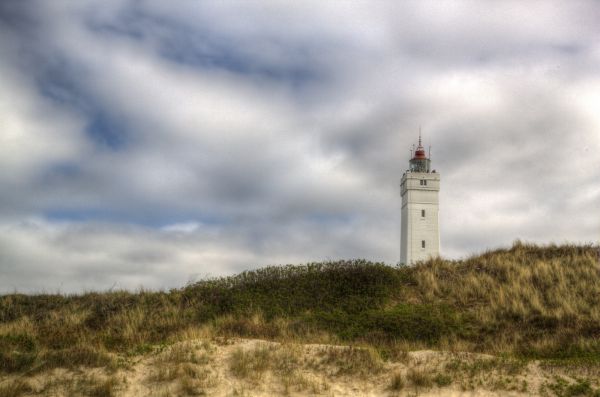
2,338,584,396
116,339,540,396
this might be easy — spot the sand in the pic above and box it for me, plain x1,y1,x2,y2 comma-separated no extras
2,338,588,396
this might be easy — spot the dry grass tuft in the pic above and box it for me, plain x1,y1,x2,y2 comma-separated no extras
407,368,433,388
229,345,273,380
0,379,33,397
82,375,120,397
389,372,405,391
317,345,384,377
155,341,213,366
147,340,217,394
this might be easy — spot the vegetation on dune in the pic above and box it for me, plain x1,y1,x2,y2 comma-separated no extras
0,242,599,379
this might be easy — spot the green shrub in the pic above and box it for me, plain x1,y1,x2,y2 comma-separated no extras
184,260,402,318
433,373,452,387
0,333,38,373
312,303,467,343
39,345,115,370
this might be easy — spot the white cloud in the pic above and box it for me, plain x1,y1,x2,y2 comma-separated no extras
161,222,201,233
0,45,87,184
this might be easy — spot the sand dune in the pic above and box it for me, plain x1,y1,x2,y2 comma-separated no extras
3,338,578,396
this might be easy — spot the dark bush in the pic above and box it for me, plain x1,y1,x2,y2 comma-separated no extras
0,333,38,373
312,303,467,343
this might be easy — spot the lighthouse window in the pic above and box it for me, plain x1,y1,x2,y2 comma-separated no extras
422,240,426,248
421,210,425,217
420,180,427,186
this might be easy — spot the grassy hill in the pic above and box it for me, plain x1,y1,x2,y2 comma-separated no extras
1,242,599,395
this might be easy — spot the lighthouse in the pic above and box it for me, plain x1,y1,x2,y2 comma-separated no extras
400,135,440,264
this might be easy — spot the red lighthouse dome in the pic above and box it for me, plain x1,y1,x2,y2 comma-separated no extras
409,133,431,173
413,134,427,159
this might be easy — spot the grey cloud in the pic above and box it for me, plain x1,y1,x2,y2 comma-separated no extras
0,0,599,292
0,216,398,293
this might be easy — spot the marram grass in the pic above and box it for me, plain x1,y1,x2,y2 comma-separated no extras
1,242,599,376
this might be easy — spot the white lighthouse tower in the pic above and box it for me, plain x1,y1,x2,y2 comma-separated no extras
400,135,440,264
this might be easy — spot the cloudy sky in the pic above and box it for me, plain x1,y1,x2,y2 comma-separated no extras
1,1,599,293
